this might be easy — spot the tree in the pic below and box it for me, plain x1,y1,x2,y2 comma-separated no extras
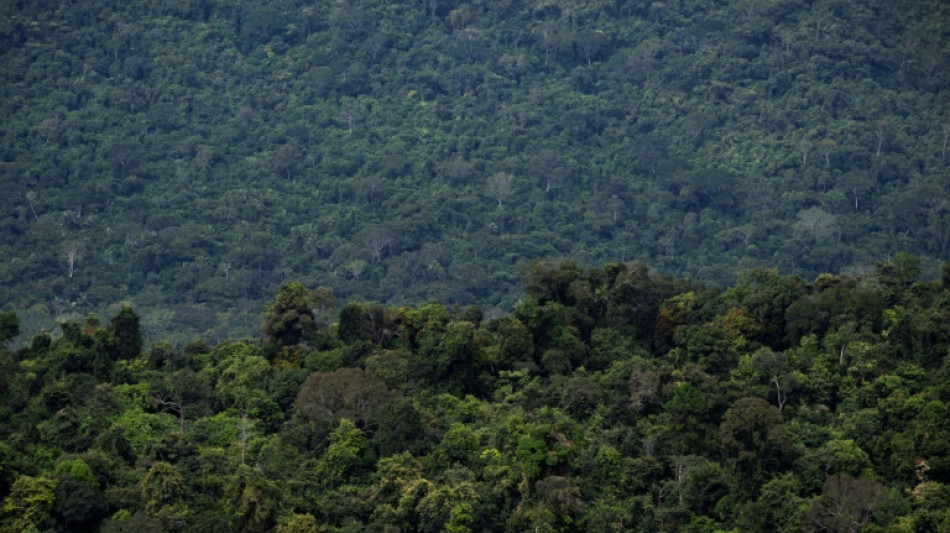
1,475,58,532
836,171,873,212
338,302,373,344
486,172,515,207
276,513,319,533
530,475,585,529
272,143,298,181
737,473,806,533
105,140,141,177
803,474,888,533
150,368,207,433
754,349,796,412
442,159,475,186
294,368,391,429
62,240,82,279
108,304,143,360
361,174,386,205
0,311,18,344
318,419,369,486
664,382,709,454
685,168,739,212
793,208,837,241
574,29,608,65
630,135,667,175
339,97,362,135
337,302,398,346
874,120,889,157
227,466,279,533
522,259,585,306
38,117,60,144
799,138,813,166
719,397,793,488
364,227,395,262
52,477,108,531
817,138,837,167
261,283,335,347
214,344,271,414
735,269,809,349
24,191,38,220
942,122,950,160
414,320,480,393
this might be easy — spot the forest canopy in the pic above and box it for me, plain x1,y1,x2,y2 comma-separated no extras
3,1,950,529
1,0,949,342
0,259,948,531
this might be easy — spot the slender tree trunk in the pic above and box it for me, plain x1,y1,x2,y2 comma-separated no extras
676,461,685,506
26,197,38,220
774,378,787,412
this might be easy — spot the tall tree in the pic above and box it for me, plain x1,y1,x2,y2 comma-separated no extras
261,283,335,347
0,311,18,344
108,304,143,360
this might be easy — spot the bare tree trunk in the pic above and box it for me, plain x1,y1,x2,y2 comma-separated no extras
942,127,949,160
774,378,787,412
238,414,252,466
63,244,81,278
25,191,38,220
154,396,186,433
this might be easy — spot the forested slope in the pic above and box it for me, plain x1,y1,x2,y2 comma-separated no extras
1,0,949,341
0,259,948,531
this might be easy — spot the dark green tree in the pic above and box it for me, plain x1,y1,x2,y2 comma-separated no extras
261,283,335,347
719,397,794,491
227,466,279,533
0,311,18,344
107,304,143,361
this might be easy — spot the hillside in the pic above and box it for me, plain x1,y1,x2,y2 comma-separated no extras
1,0,949,341
0,259,948,531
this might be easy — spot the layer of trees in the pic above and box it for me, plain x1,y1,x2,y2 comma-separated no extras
1,0,949,342
1,258,949,531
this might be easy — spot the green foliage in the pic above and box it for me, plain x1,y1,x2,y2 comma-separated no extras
52,476,108,531
1,475,58,533
414,320,481,393
108,407,179,459
803,474,889,533
3,0,949,346
53,459,94,483
107,306,143,361
276,513,318,533
337,303,373,345
0,261,948,531
190,412,241,448
262,283,335,347
719,397,793,490
0,312,18,344
294,367,391,429
665,382,710,454
445,502,475,533
318,419,369,487
227,467,279,533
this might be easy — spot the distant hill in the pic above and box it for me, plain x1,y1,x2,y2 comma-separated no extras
1,0,948,341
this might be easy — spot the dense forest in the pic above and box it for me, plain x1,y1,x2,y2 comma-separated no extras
0,258,949,531
1,0,949,341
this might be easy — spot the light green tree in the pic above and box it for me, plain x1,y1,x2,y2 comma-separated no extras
1,475,58,533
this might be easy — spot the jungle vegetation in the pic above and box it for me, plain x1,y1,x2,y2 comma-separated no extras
1,0,949,341
0,259,949,531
